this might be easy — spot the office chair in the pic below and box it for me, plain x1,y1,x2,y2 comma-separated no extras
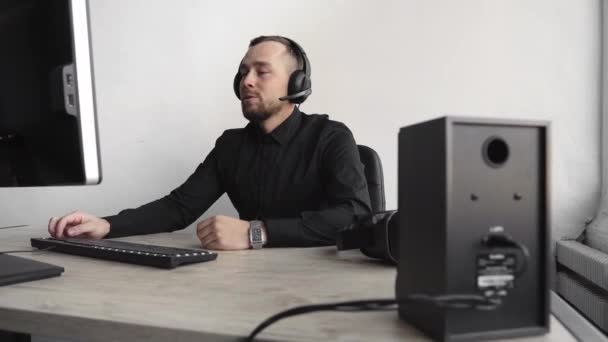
336,145,396,263
357,145,386,212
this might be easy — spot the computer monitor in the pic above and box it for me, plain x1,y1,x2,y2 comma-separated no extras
0,0,100,186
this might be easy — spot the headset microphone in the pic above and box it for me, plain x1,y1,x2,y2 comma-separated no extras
279,89,312,102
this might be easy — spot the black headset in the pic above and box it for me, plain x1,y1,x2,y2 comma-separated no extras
233,36,312,104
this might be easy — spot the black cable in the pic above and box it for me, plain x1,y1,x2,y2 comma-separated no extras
0,246,55,254
0,224,28,230
245,294,501,341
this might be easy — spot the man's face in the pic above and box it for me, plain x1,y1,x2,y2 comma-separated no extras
238,41,295,122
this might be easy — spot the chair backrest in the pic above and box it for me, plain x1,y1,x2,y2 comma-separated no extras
357,145,386,212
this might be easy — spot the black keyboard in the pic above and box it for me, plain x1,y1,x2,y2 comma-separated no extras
31,238,217,269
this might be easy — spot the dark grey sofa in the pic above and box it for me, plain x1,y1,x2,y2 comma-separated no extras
556,225,608,333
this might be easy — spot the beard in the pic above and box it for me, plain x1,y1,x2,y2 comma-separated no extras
241,97,283,122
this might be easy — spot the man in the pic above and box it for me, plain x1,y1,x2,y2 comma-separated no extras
48,36,371,250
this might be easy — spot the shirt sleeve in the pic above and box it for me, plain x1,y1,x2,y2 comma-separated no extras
103,147,225,238
264,125,372,247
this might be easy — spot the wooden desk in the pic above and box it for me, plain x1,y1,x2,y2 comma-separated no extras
0,226,575,341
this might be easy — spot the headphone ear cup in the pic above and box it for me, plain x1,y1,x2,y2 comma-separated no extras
233,72,242,99
287,70,310,103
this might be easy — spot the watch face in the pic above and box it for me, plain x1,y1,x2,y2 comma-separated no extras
252,228,262,242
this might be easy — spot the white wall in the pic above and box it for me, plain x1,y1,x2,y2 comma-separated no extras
0,0,601,241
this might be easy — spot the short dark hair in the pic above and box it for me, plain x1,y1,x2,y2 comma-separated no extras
249,35,303,70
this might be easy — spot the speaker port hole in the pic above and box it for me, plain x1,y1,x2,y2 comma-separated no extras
483,137,509,167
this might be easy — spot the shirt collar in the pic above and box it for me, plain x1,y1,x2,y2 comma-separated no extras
268,107,301,145
248,107,302,145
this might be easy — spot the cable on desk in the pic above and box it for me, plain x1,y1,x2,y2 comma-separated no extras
245,231,530,341
0,246,55,254
244,294,501,341
0,224,28,230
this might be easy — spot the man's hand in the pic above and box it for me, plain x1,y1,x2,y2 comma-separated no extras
48,211,110,239
196,215,251,250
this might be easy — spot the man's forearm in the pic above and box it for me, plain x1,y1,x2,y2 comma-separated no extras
104,196,196,238
104,149,225,239
263,203,367,247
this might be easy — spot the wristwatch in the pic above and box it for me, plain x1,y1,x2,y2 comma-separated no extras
249,220,266,249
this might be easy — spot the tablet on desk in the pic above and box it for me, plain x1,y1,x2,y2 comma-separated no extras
0,254,64,286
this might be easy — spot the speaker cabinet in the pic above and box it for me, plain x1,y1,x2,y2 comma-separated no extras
396,116,550,341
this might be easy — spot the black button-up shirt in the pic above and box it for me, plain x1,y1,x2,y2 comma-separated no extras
105,108,371,247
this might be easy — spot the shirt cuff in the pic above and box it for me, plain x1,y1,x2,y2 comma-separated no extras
102,215,127,238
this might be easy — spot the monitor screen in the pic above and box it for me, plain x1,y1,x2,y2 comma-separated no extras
0,0,100,186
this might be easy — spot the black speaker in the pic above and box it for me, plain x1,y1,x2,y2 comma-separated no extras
396,116,550,341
